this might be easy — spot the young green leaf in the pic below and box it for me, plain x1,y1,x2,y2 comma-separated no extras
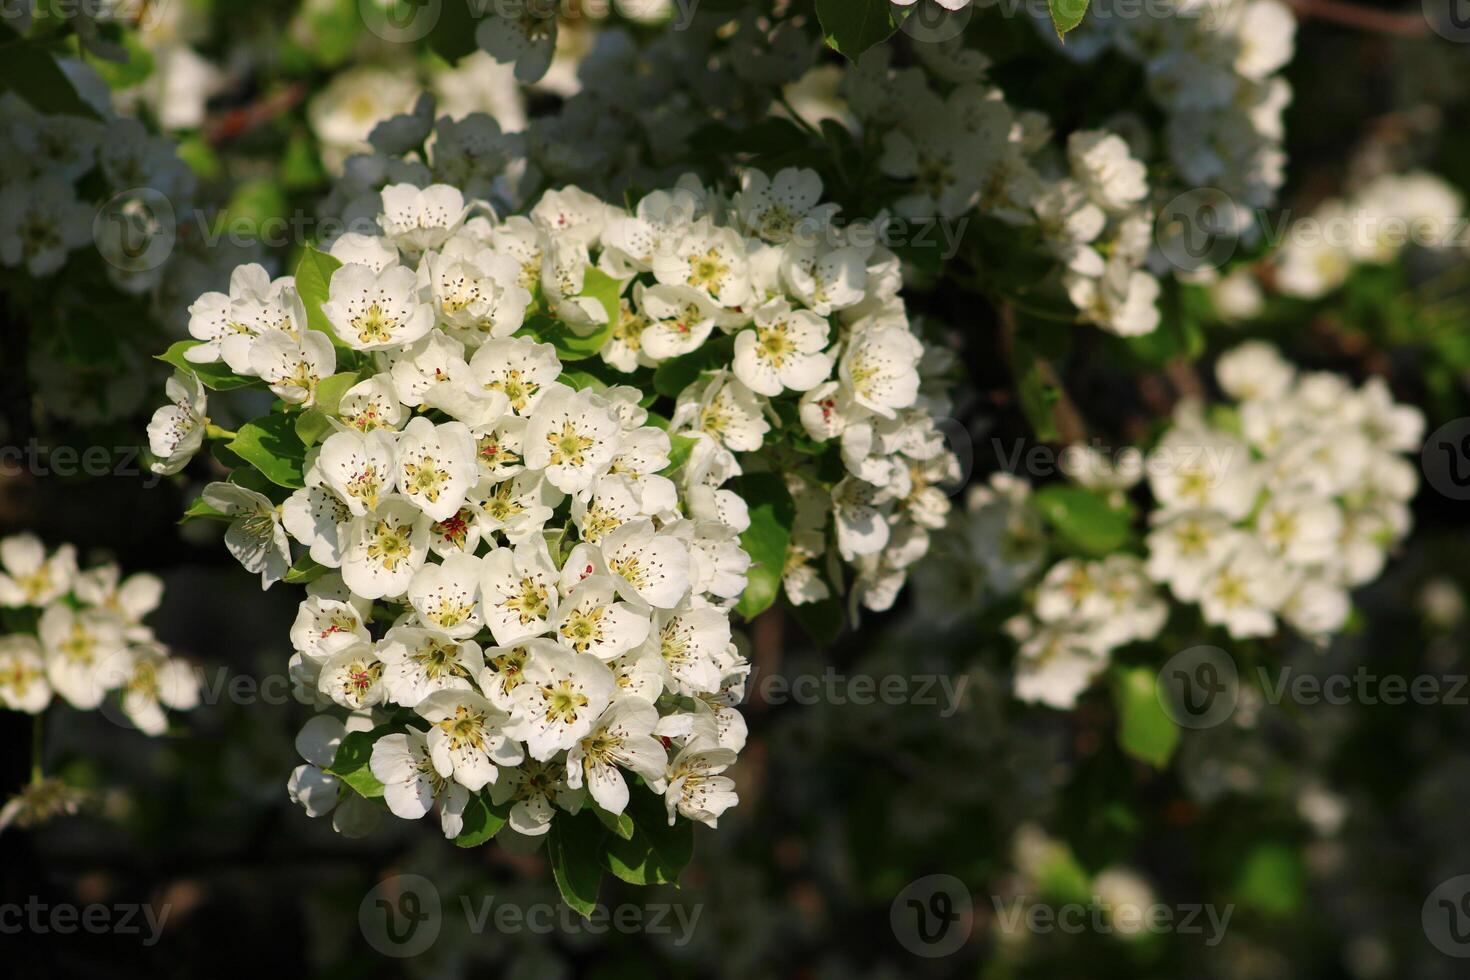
548,810,606,918
454,793,511,848
1032,485,1132,558
294,246,346,346
228,416,308,489
327,728,391,798
1048,0,1091,40
156,342,262,391
734,472,796,620
1113,666,1179,768
816,0,900,60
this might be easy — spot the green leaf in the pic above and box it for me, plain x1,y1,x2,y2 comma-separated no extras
1032,485,1131,558
156,342,262,392
652,335,736,398
786,595,844,646
626,785,693,877
592,805,636,841
295,370,362,446
734,473,796,620
426,0,479,62
327,728,392,799
521,269,622,361
1049,0,1091,40
454,793,511,848
0,35,101,118
228,416,308,489
661,435,699,476
1232,842,1303,917
92,34,155,89
548,810,606,919
180,495,230,523
294,247,346,346
601,828,679,886
283,555,327,584
1009,337,1061,443
816,0,899,60
1112,666,1179,769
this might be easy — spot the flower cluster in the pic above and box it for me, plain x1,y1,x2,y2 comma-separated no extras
962,343,1422,708
1051,0,1295,220
1270,171,1464,300
845,46,1161,336
0,535,197,734
0,61,195,290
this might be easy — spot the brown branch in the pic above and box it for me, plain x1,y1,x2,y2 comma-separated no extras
1286,0,1431,37
206,82,308,147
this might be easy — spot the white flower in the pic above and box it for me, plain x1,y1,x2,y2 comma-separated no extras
108,644,199,736
39,604,126,710
675,372,770,453
566,697,666,814
340,496,431,600
638,284,718,360
0,176,91,276
284,481,352,566
289,595,370,664
318,428,398,518
479,538,561,643
469,336,562,415
508,647,616,761
406,553,484,639
250,329,336,405
1215,341,1295,403
185,264,304,374
553,575,652,660
663,731,738,828
1147,427,1258,521
833,477,893,560
0,535,76,608
203,483,291,589
487,758,576,837
1144,510,1240,601
0,636,51,713
647,605,729,695
476,11,558,84
733,300,833,396
652,221,750,310
395,417,480,522
1068,130,1148,213
736,167,839,243
1197,540,1283,639
417,689,521,791
147,371,208,475
470,473,561,544
781,242,867,316
317,641,386,709
600,519,692,610
478,636,560,711
1008,617,1109,710
421,240,531,343
378,627,483,707
378,183,468,254
522,385,622,494
840,322,922,418
323,261,434,351
1255,491,1342,566
370,727,471,838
